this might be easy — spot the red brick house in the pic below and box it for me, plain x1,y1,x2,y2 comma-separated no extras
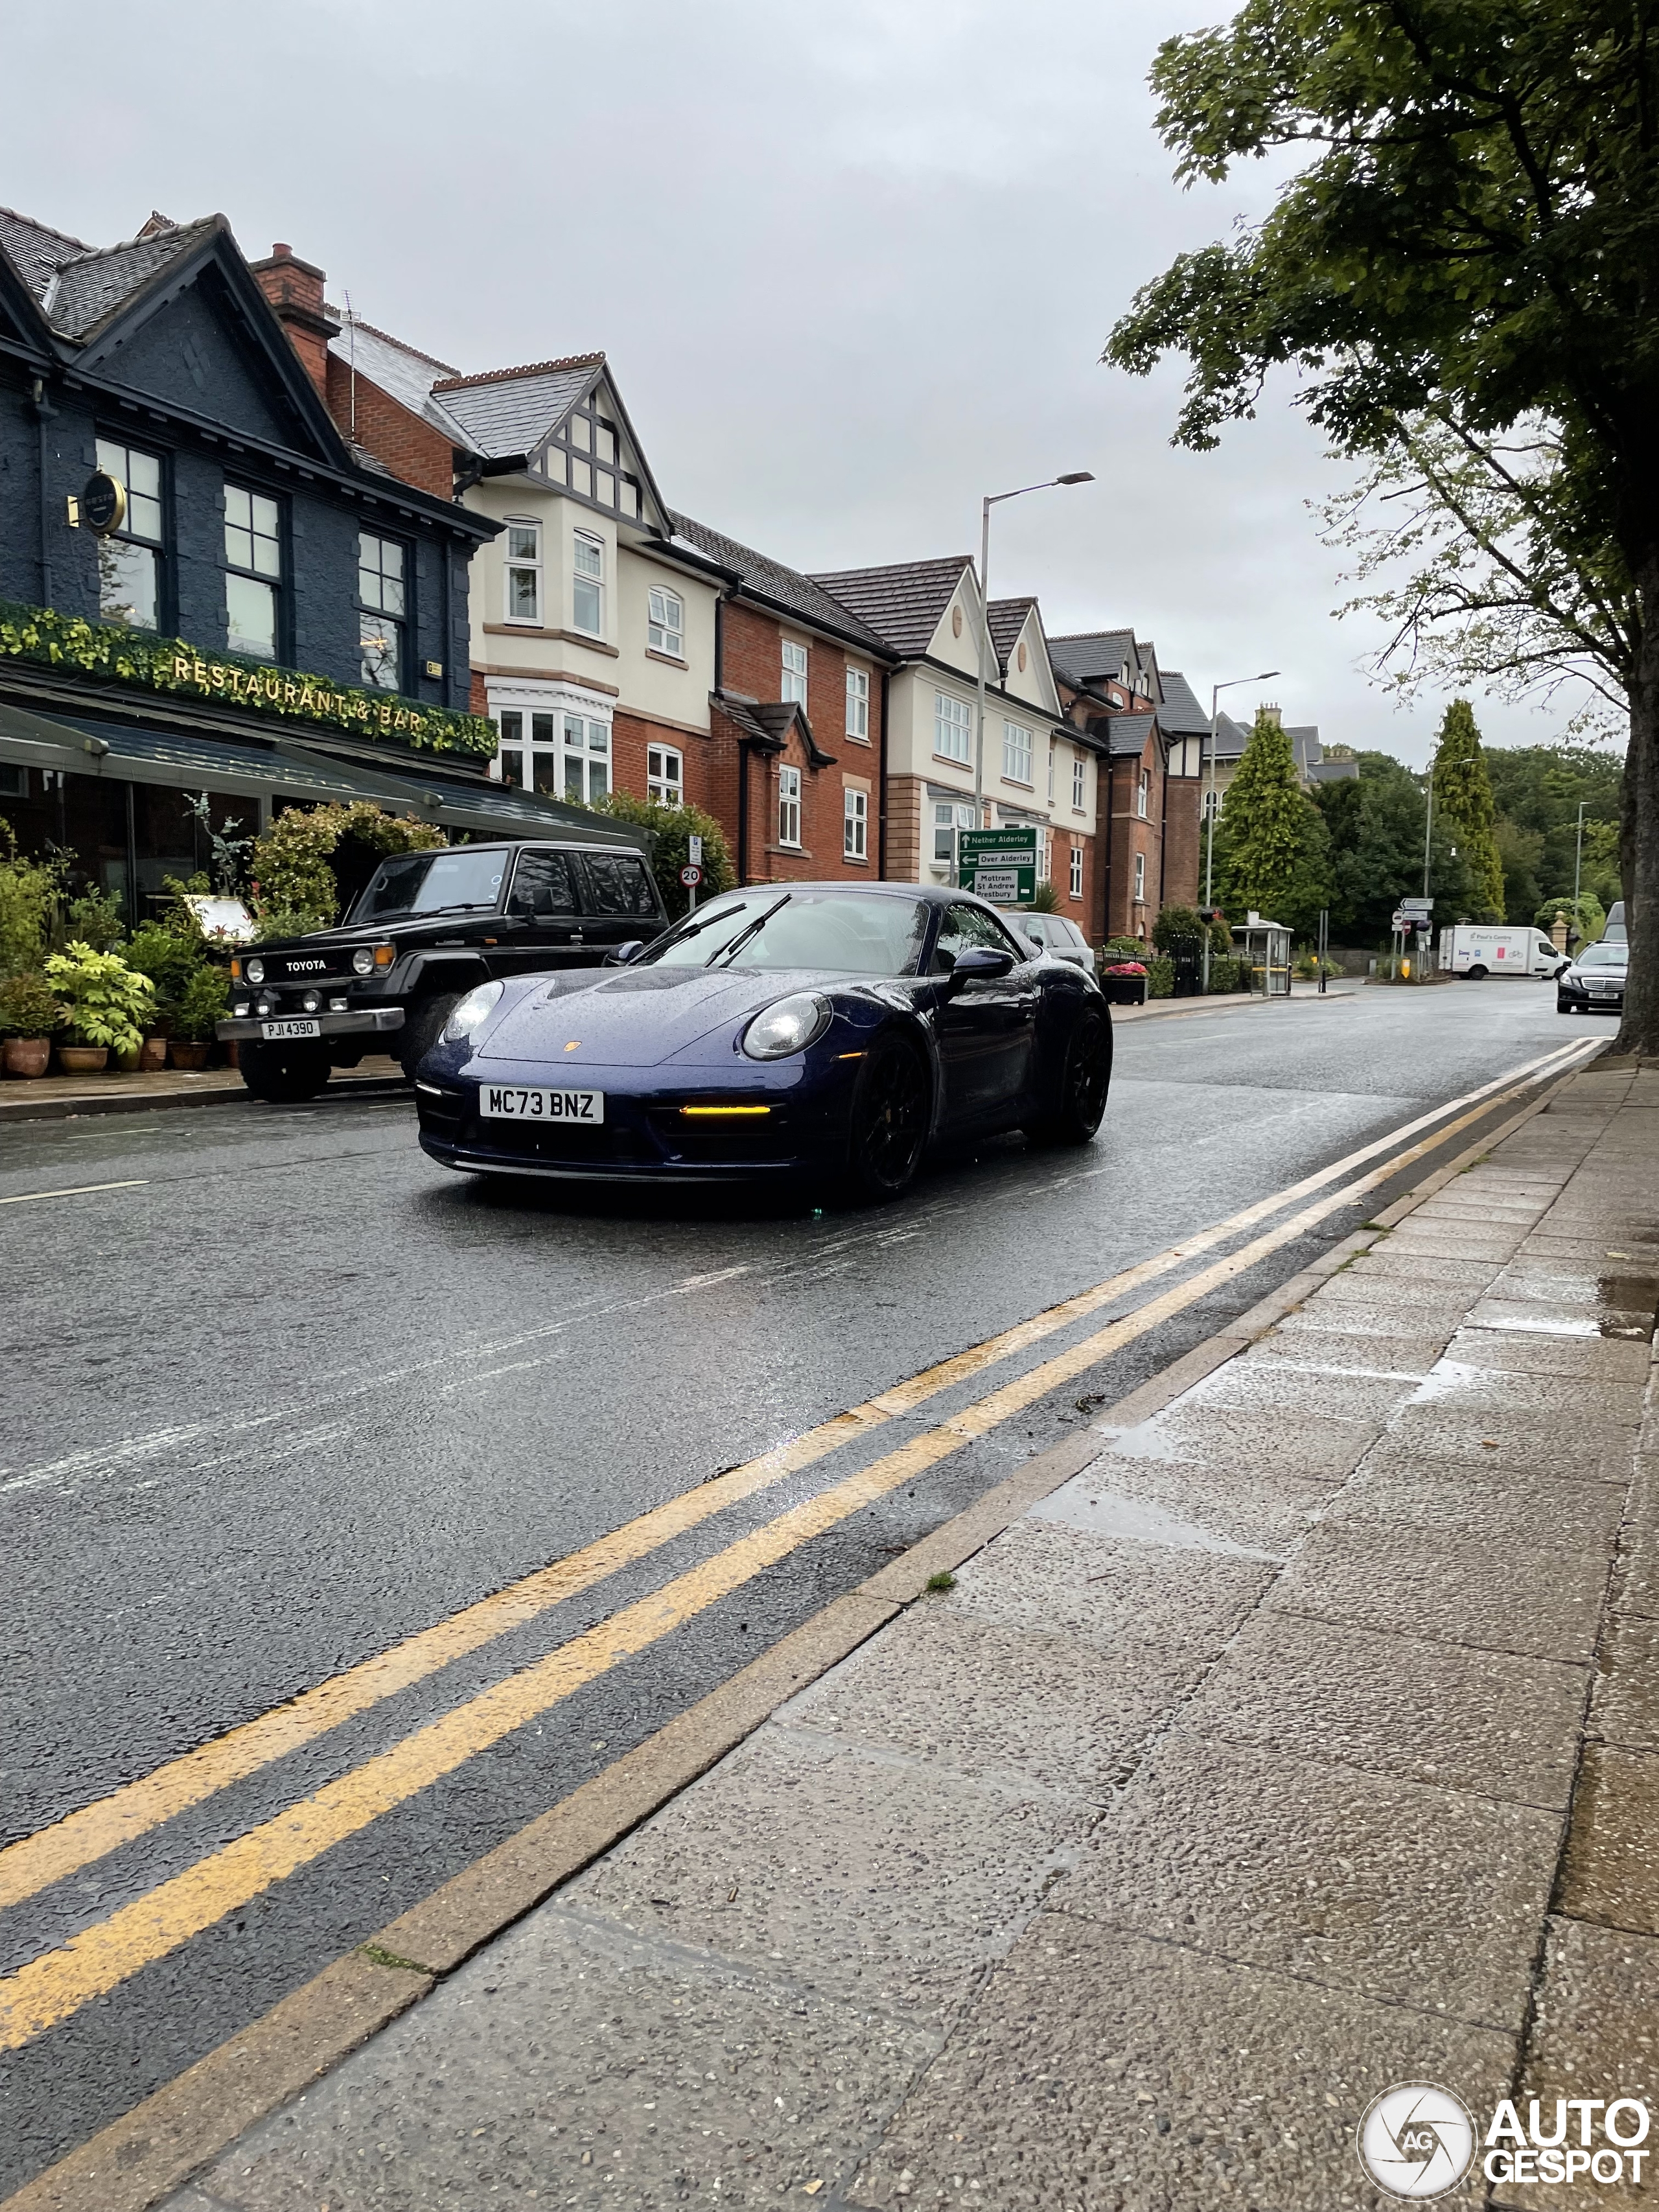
666,517,896,885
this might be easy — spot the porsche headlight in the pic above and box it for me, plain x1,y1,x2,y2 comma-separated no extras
741,992,831,1061
443,980,505,1042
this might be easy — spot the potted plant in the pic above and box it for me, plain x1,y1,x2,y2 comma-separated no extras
0,973,60,1078
169,965,229,1069
122,921,201,1069
42,942,153,1075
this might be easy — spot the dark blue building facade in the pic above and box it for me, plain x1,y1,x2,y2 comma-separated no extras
0,207,591,918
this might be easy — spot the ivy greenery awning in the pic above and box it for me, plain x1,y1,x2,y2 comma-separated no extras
0,600,497,758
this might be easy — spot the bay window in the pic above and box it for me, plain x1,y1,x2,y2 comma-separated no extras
504,522,541,624
572,531,604,633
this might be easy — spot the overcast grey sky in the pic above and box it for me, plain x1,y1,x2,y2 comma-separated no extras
5,0,1602,764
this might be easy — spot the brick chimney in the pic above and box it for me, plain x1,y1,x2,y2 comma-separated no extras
248,242,337,397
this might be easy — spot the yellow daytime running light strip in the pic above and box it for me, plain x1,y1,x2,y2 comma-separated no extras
680,1105,773,1117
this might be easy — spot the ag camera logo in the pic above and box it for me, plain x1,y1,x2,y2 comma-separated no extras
1358,2084,1476,2199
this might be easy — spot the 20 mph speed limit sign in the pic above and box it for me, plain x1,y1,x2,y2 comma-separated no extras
679,864,702,887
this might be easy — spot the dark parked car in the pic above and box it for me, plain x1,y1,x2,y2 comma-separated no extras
1557,938,1627,1015
414,882,1111,1202
217,839,667,1100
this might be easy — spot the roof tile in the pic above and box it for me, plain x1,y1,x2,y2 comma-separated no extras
807,556,974,660
672,515,892,656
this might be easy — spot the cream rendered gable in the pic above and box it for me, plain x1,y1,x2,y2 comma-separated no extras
1000,608,1061,717
923,566,984,677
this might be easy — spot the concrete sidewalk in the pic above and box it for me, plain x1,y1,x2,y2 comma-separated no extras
161,1058,1658,2212
0,1056,406,1122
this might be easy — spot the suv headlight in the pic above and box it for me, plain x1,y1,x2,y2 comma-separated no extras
443,980,505,1042
244,957,265,984
742,992,831,1060
351,946,375,975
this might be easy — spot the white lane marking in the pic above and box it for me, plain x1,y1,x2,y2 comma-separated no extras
0,1180,150,1205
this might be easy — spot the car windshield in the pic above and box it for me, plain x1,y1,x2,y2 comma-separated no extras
1577,942,1627,968
644,891,930,975
352,848,507,921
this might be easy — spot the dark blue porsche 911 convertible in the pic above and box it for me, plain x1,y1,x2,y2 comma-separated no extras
413,882,1111,1201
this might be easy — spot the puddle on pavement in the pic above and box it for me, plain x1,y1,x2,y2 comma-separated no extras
1029,1479,1281,1561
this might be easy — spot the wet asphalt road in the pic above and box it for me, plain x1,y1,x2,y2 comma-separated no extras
0,979,1610,2189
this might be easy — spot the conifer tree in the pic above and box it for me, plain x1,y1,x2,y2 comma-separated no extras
1213,709,1330,934
1430,700,1505,921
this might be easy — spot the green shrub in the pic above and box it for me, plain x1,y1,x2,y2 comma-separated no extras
588,792,734,921
0,822,59,975
1152,903,1214,951
56,885,125,953
1026,878,1063,913
172,964,229,1043
122,922,203,1016
42,943,154,1052
1100,935,1150,962
0,972,61,1038
1145,955,1176,998
251,803,444,930
1207,954,1248,992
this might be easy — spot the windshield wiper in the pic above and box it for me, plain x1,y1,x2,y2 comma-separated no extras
710,897,791,968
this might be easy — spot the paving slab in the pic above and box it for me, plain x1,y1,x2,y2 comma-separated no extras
926,1515,1273,1655
1326,1459,1626,1548
1056,1731,1559,2026
1183,1609,1588,1808
1492,1916,1659,2212
1098,1401,1384,1488
1557,1745,1659,1935
1345,1251,1506,1287
1176,1355,1422,1427
1443,1325,1653,1383
567,1726,1087,2026
1591,1613,1659,1752
1248,1329,1450,1377
1029,1454,1330,1557
1377,1403,1637,1484
846,1918,1511,2212
187,1906,936,2212
1465,1294,1655,1341
772,1604,1205,1799
1266,1516,1610,1662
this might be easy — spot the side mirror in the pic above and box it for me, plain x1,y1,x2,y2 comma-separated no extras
947,945,1015,993
604,940,646,967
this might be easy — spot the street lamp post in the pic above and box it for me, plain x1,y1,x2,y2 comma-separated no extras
1573,799,1587,938
1202,670,1280,988
973,473,1094,828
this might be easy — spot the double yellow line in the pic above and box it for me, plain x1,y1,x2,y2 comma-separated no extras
0,1038,1594,2051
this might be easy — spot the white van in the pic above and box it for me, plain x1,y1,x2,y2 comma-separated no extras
1439,926,1569,979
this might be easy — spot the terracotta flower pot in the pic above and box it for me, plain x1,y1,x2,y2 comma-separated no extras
168,1041,211,1070
56,1045,109,1075
139,1037,168,1071
3,1037,51,1078
224,1042,240,1069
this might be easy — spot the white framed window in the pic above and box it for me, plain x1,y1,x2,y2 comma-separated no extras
782,640,808,705
1069,843,1084,900
647,743,684,804
1136,767,1150,819
1203,787,1220,821
934,691,972,763
778,764,802,847
844,786,868,862
572,531,604,633
504,521,541,624
224,484,282,661
1133,851,1146,903
95,437,165,631
647,584,684,658
1047,745,1055,803
1072,754,1087,811
1002,721,1032,786
846,665,869,739
561,711,610,803
933,799,977,865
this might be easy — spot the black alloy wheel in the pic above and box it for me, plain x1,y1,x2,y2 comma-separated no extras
238,1042,332,1103
844,1031,929,1203
1030,1007,1112,1145
397,992,463,1080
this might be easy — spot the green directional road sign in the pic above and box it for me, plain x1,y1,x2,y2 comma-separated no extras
958,825,1039,905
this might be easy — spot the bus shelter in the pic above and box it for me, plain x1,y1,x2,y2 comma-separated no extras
1233,911,1294,997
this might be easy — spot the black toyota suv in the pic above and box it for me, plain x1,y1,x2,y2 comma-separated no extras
216,839,667,1100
